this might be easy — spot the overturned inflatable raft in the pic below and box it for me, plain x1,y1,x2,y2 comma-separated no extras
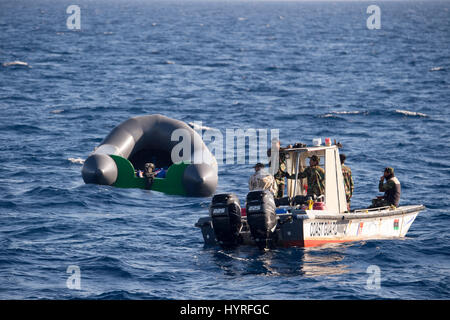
82,114,218,197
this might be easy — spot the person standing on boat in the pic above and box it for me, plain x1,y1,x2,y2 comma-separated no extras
371,167,401,207
249,163,278,196
144,162,157,190
267,147,288,198
288,155,325,198
340,154,354,211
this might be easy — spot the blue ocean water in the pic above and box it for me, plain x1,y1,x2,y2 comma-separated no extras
0,0,449,300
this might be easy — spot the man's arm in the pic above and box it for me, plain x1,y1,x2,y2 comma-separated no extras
349,169,354,196
350,175,354,196
379,178,394,192
289,167,307,179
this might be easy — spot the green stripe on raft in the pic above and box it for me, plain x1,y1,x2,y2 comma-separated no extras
110,154,188,196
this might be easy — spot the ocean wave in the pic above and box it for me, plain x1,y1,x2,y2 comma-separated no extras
0,200,17,208
328,111,368,115
79,256,135,279
0,124,46,134
2,61,30,68
89,290,159,300
320,110,368,118
395,109,428,117
320,110,429,119
188,122,215,131
68,157,84,165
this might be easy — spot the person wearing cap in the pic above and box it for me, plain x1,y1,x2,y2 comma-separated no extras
288,155,325,198
340,154,354,211
249,163,278,195
371,167,401,208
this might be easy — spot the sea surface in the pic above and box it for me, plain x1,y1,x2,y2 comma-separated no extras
0,0,449,300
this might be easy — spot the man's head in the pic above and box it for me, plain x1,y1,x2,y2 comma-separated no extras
253,163,264,172
340,154,346,165
384,167,394,177
145,162,155,173
309,155,320,167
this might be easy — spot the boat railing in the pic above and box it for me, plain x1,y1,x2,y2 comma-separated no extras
352,206,392,214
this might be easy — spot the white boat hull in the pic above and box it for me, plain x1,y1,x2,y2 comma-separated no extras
196,205,424,248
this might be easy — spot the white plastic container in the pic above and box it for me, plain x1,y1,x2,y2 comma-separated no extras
313,138,322,146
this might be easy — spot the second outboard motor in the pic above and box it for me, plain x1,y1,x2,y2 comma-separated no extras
275,196,291,207
210,193,242,248
292,195,308,206
246,190,278,249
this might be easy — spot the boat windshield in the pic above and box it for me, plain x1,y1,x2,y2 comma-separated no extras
281,148,325,198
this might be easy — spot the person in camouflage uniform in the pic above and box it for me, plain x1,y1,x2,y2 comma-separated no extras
288,155,325,198
268,148,288,198
340,154,354,211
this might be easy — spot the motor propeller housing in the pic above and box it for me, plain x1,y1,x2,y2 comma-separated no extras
210,193,242,248
246,190,278,250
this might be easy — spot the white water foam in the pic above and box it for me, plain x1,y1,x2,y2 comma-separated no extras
321,110,368,118
2,61,30,68
68,157,84,165
395,109,428,117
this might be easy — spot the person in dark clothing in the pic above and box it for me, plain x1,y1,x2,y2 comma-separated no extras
144,162,156,190
370,167,401,208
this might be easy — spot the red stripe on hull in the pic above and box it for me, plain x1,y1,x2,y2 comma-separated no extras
282,239,352,248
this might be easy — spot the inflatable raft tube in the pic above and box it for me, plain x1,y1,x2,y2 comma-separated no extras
81,114,218,197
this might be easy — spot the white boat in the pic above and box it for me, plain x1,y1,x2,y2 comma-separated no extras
195,143,425,249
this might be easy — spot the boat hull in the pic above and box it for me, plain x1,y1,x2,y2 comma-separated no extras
195,205,424,248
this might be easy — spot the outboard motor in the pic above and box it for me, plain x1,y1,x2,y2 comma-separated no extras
210,193,242,248
246,190,278,249
275,196,291,207
292,195,308,206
